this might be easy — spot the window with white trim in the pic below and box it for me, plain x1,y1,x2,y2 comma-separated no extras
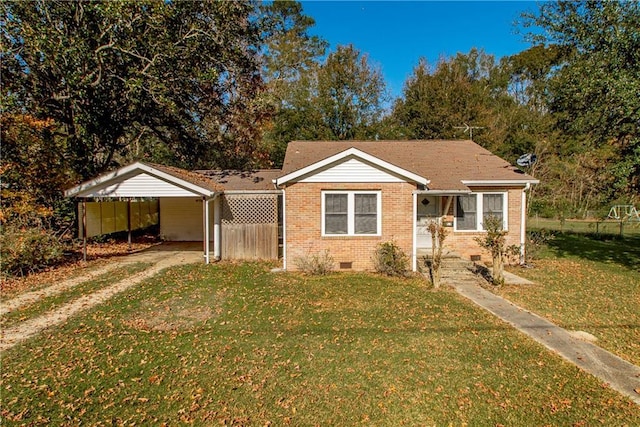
455,193,507,231
322,191,381,236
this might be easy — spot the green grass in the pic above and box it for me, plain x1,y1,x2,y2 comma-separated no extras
502,232,640,365
2,263,638,425
1,263,152,329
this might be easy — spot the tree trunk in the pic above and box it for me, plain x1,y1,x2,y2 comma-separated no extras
493,252,504,286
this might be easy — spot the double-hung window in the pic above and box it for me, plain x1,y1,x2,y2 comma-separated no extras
455,192,507,231
482,194,504,225
322,191,381,236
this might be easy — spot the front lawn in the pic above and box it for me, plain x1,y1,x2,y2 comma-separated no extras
501,233,640,367
2,263,638,425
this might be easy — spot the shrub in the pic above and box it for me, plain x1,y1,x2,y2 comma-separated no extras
1,225,68,277
294,249,334,275
474,215,507,286
526,229,556,262
373,241,409,277
505,244,522,266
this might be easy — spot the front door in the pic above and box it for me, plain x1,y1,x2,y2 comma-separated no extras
416,195,440,248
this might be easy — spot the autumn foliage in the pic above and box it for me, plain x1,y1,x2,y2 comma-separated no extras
1,114,74,276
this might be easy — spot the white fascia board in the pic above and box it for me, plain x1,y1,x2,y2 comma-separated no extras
414,190,472,195
461,179,540,187
276,148,429,186
222,190,283,195
65,162,216,198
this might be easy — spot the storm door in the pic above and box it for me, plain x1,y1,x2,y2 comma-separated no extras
416,195,440,248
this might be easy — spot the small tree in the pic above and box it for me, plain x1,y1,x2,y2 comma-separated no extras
427,221,448,289
474,215,507,286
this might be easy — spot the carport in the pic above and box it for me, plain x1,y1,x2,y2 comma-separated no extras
65,162,223,264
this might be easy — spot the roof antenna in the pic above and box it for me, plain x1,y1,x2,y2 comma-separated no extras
454,123,484,141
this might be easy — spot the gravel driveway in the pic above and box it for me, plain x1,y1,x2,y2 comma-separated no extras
1,243,203,352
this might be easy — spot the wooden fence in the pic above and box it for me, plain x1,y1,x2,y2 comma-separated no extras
221,194,279,260
221,223,279,260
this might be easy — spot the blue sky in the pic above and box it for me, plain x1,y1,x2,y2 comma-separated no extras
300,1,538,98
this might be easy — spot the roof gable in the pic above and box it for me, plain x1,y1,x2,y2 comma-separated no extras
276,147,429,186
298,157,413,183
65,162,220,198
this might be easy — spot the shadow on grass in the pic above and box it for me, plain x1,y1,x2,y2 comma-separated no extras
561,323,640,331
545,232,640,272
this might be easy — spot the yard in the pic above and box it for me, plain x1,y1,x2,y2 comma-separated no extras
502,232,640,367
2,261,639,425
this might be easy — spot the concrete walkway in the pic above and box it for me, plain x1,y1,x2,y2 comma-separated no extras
452,280,640,405
1,243,202,352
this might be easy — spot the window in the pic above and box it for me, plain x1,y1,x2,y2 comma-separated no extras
322,191,381,236
455,193,507,231
325,193,348,234
483,194,503,225
456,195,477,231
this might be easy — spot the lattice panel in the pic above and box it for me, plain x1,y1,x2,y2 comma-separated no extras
222,194,278,224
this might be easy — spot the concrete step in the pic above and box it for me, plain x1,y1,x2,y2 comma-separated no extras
419,253,489,286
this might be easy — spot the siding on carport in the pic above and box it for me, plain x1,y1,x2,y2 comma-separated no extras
81,172,203,198
79,200,159,238
160,197,203,241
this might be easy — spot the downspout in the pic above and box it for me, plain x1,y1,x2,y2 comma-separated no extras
281,187,287,270
412,192,417,272
213,194,221,261
204,194,220,265
272,178,286,270
520,183,530,264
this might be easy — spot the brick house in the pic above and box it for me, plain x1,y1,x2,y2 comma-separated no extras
275,140,538,271
66,140,538,270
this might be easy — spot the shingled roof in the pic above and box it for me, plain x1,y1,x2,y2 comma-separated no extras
143,162,223,193
196,169,281,191
280,140,537,190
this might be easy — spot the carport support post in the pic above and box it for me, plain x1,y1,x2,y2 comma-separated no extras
82,199,87,262
127,199,132,251
204,197,210,264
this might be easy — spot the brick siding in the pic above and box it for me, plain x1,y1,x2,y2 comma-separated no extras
285,182,415,271
285,183,525,270
444,187,524,262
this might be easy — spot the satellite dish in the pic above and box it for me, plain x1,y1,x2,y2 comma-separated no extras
517,153,537,167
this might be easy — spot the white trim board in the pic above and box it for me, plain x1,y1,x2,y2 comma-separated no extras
461,179,540,186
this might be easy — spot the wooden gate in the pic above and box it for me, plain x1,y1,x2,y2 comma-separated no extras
221,194,279,260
